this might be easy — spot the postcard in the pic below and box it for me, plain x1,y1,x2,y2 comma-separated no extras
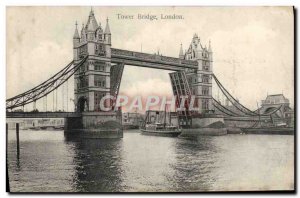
6,6,294,192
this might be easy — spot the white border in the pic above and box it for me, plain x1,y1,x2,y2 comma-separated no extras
0,0,298,197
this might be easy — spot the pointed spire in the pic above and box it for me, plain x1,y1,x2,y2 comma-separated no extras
104,17,111,34
208,39,212,52
192,33,200,45
179,43,183,55
81,23,85,34
86,7,98,31
179,43,184,59
73,21,80,39
81,23,87,42
89,7,94,17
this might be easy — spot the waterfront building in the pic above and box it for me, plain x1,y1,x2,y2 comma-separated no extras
122,112,144,127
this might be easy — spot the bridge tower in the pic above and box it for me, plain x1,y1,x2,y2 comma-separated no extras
73,9,112,112
180,34,213,114
66,9,122,138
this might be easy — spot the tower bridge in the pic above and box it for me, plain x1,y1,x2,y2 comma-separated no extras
110,48,198,71
6,9,283,138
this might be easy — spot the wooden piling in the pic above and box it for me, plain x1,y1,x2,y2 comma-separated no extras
6,123,10,192
16,123,20,157
6,123,8,152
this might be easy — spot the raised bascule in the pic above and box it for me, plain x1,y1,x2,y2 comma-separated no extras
6,9,289,138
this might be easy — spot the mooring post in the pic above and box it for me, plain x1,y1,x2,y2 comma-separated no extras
6,123,10,192
16,123,20,157
6,123,8,152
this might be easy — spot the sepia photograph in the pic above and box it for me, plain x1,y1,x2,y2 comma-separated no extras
5,6,295,192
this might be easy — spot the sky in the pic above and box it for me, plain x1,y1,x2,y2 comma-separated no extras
6,6,294,112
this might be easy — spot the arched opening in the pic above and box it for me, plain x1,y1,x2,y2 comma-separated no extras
77,96,87,112
264,107,277,114
263,107,282,118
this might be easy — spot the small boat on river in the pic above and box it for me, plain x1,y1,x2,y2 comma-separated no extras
140,105,181,137
140,123,181,137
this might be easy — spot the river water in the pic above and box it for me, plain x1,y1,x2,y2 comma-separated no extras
7,129,294,192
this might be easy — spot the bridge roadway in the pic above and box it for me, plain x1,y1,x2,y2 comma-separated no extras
7,111,275,120
191,113,274,121
111,48,199,71
6,112,81,118
223,115,276,122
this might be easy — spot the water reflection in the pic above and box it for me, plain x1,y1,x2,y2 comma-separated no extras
7,130,77,192
7,130,294,192
64,134,124,192
119,131,178,192
168,137,219,191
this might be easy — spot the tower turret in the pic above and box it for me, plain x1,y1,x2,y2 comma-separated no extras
81,23,87,43
208,40,212,53
192,33,200,44
208,40,213,61
104,17,111,45
73,21,80,46
96,26,104,41
86,9,98,41
179,43,184,59
73,21,80,60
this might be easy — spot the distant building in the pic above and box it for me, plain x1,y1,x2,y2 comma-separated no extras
215,94,294,124
6,118,64,130
261,94,289,106
260,94,292,115
122,112,144,128
260,94,294,126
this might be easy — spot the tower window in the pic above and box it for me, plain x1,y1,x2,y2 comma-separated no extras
203,61,210,71
94,61,105,71
202,99,209,110
94,75,105,87
202,74,210,83
202,86,209,95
